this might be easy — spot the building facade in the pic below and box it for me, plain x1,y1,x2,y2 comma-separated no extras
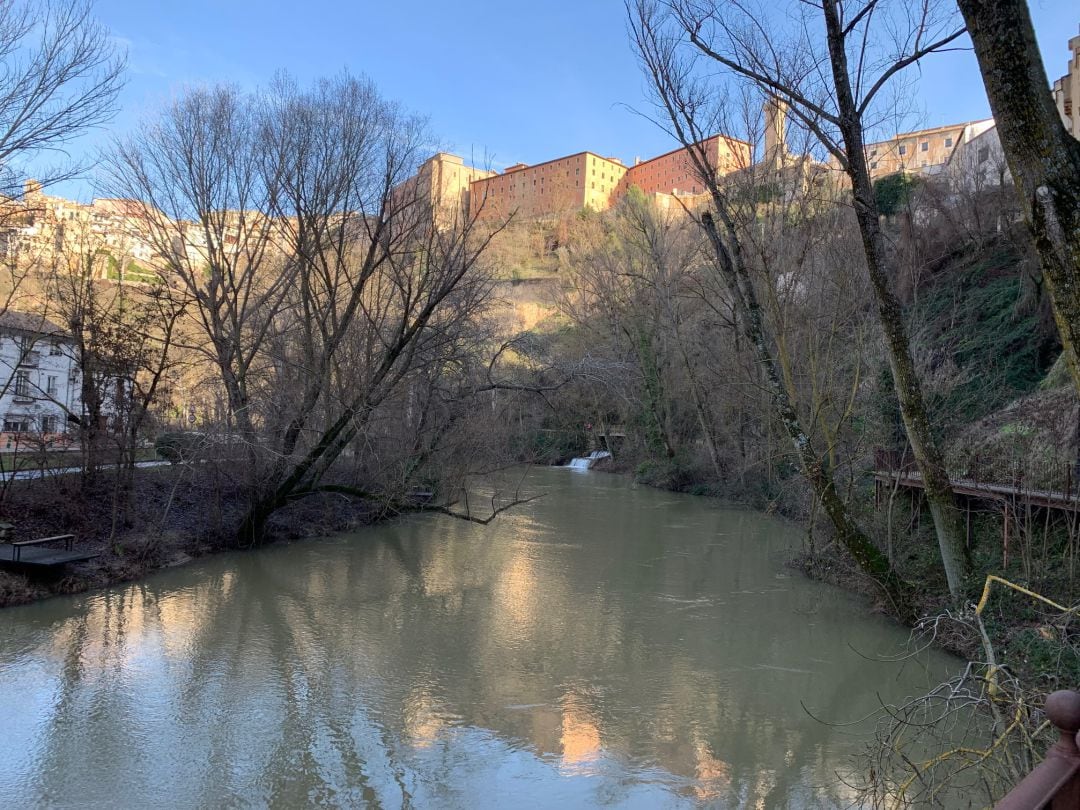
411,152,496,227
0,181,161,281
465,135,751,222
0,311,80,448
619,135,751,198
470,152,629,221
847,120,996,181
1053,26,1079,137
944,124,1011,190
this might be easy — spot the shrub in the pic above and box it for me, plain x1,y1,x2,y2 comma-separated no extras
154,431,205,463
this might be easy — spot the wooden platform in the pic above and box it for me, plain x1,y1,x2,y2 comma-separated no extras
1,533,98,570
1,546,99,567
873,470,1080,512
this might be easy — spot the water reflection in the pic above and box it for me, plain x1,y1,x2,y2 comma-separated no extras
0,469,956,808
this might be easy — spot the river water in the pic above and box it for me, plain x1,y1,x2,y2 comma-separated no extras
0,468,958,808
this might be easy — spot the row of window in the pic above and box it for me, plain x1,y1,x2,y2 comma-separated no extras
3,415,60,433
870,135,956,160
13,371,59,399
9,337,64,356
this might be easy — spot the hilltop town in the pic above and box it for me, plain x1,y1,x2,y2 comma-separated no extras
2,0,1080,807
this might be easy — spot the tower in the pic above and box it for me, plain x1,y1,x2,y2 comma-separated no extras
763,96,788,169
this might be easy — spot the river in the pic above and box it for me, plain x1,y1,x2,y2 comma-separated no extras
0,468,958,808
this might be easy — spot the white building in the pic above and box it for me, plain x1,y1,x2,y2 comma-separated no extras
0,311,80,448
944,123,1011,191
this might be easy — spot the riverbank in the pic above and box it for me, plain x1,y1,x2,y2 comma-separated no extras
0,467,381,608
0,455,831,611
5,456,1073,695
593,450,1080,689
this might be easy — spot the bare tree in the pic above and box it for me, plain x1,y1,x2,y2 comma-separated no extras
106,74,507,545
0,0,125,205
629,4,914,614
104,85,288,456
650,0,971,598
956,0,1080,399
43,222,186,530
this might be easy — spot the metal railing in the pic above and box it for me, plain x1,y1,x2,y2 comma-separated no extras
875,448,1080,499
997,690,1080,809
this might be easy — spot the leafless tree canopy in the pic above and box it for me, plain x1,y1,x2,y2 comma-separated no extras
102,73,509,544
0,0,125,199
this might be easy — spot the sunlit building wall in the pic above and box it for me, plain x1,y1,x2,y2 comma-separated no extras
470,152,628,220
1053,26,1080,137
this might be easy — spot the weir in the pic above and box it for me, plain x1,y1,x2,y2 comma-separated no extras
565,450,611,470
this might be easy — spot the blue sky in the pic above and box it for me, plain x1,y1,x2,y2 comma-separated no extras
50,0,1079,200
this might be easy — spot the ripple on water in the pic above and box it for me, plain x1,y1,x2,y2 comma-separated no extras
0,467,960,809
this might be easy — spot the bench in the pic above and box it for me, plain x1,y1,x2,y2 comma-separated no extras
9,534,75,562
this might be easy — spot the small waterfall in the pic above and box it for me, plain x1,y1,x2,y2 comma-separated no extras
565,450,612,470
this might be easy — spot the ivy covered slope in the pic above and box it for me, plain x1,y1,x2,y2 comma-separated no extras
912,244,1060,424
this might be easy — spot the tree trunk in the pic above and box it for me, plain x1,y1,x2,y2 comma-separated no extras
957,0,1080,398
821,0,971,599
699,212,914,617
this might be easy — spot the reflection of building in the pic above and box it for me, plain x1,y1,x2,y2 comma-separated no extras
559,691,602,772
1053,26,1079,137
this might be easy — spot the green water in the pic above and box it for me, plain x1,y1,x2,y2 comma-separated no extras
0,468,957,808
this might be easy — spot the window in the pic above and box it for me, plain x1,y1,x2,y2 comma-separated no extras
977,146,990,163
920,141,929,152
49,341,62,356
3,418,28,433
870,148,878,157
898,145,907,156
40,415,56,433
944,137,953,148
14,370,30,398
871,161,878,170
45,375,57,397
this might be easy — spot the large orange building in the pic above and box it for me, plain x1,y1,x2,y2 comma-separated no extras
620,135,751,197
400,152,496,228
469,152,628,220
466,135,750,222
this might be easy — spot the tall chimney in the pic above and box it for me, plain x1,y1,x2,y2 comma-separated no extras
763,96,788,168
